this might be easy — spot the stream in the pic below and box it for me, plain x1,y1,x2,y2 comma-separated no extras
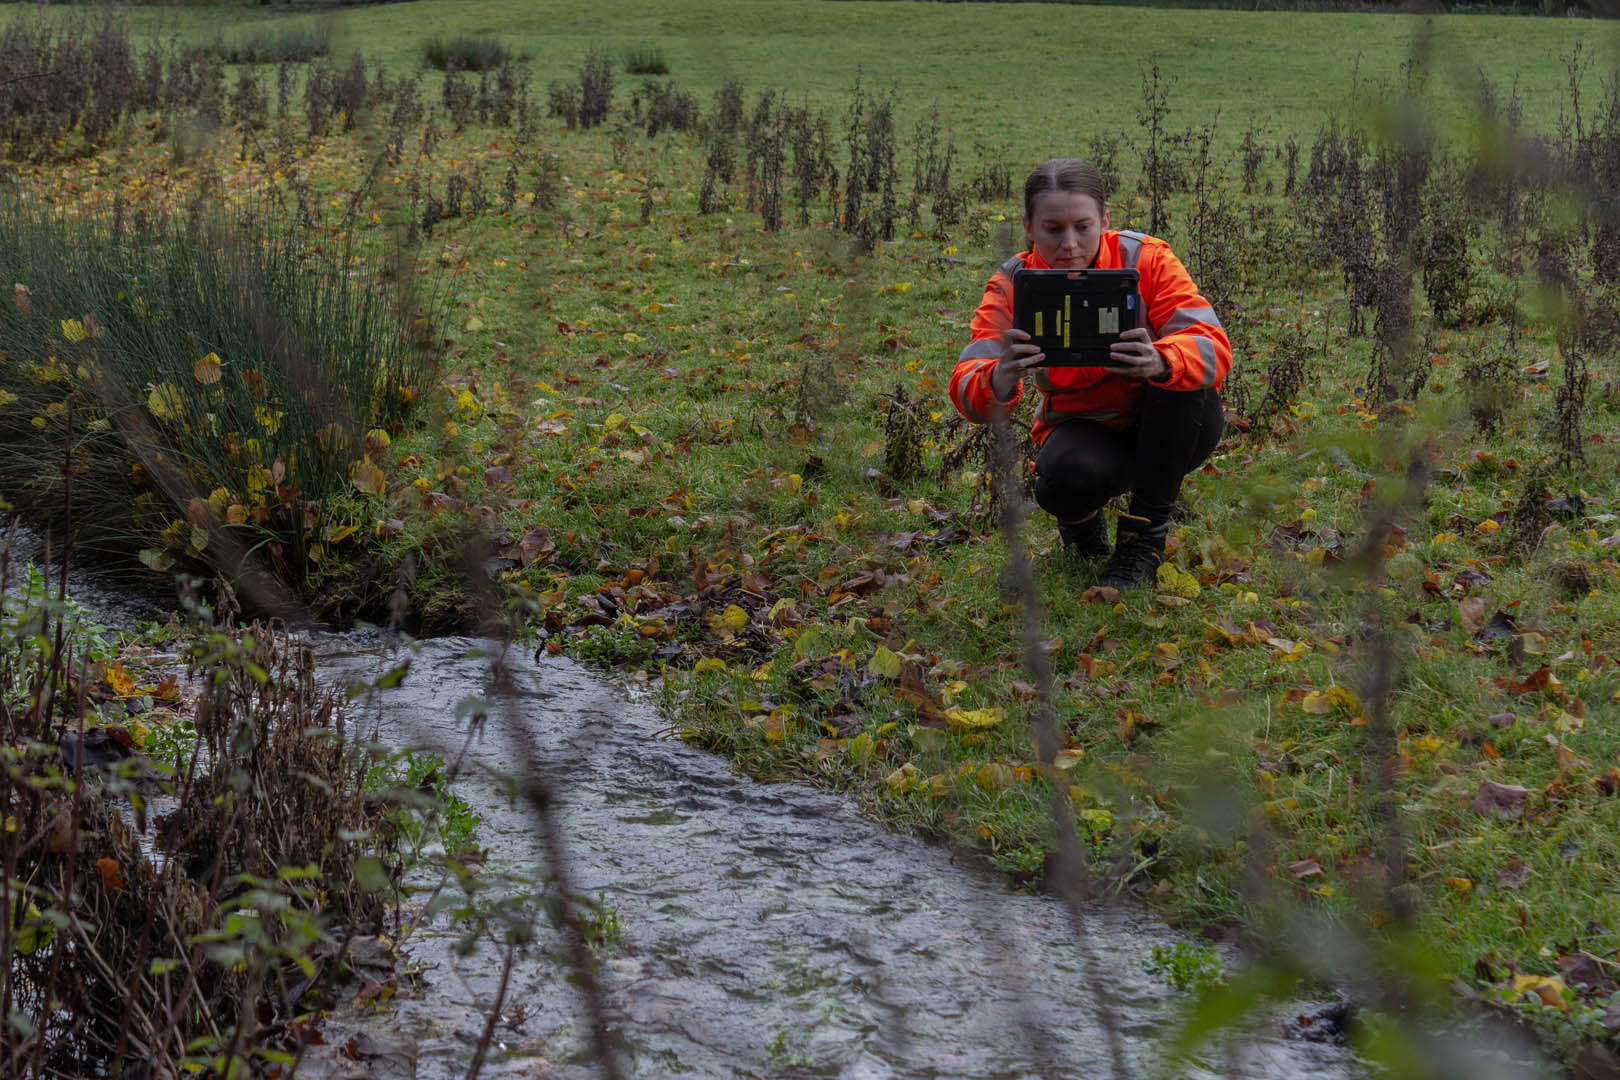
305,636,1356,1080
0,521,1355,1078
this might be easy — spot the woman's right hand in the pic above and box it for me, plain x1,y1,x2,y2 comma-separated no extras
990,329,1045,402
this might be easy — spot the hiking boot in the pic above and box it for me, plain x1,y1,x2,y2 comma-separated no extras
1098,515,1168,588
1058,511,1110,560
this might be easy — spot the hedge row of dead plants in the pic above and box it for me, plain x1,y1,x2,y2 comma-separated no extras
0,528,414,1076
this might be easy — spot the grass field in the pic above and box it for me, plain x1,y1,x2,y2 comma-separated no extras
11,0,1618,143
4,0,1619,1071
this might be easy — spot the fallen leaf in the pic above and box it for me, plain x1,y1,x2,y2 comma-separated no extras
193,352,222,384
1512,974,1568,1011
1081,585,1123,605
1287,857,1323,879
351,460,386,497
946,707,1005,731
868,645,903,679
1557,952,1609,994
102,662,135,697
146,382,184,421
1458,597,1491,628
1497,860,1532,890
1155,562,1201,599
1470,779,1528,821
95,857,123,892
1504,667,1562,695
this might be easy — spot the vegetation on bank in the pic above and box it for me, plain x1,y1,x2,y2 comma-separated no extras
1,0,1617,1072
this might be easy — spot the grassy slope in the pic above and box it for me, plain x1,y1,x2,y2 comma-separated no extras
6,0,1619,1068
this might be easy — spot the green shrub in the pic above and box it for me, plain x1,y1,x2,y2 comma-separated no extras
212,23,331,65
622,44,669,76
421,33,509,72
0,199,437,585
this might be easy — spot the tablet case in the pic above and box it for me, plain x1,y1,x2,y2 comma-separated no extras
1012,268,1141,366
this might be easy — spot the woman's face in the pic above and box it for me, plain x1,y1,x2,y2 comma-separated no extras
1023,190,1109,268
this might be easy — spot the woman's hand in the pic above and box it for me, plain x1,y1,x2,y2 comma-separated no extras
1109,327,1169,381
990,329,1044,402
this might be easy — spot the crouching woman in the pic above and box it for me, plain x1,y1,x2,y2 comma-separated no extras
947,157,1230,587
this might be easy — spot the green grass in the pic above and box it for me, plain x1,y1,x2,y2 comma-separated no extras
2,0,1617,1068
2,1,1608,149
420,32,510,72
210,21,331,64
622,43,669,75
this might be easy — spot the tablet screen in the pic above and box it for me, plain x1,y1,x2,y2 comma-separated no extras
1012,268,1141,367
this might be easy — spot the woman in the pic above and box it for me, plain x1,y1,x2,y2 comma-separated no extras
947,157,1230,587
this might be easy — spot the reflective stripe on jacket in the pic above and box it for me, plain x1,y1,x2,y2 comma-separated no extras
947,230,1231,444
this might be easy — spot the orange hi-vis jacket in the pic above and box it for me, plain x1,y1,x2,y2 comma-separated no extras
948,230,1231,445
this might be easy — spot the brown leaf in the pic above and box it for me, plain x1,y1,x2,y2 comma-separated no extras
1558,952,1609,995
1081,585,1123,605
95,857,123,892
1594,767,1620,797
1496,859,1532,890
1458,596,1491,628
1470,779,1528,820
14,282,31,315
516,524,556,566
1287,857,1323,880
1500,666,1562,695
484,465,515,487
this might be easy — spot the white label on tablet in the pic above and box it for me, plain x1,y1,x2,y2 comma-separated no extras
1099,307,1120,334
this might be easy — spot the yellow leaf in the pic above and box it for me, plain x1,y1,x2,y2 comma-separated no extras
1155,562,1202,599
603,412,626,431
762,707,793,741
60,318,87,343
884,762,922,794
1053,748,1086,770
193,352,222,384
720,604,749,632
868,645,903,679
351,460,386,497
1512,975,1569,1011
849,732,875,767
946,706,1005,731
1475,519,1500,534
692,657,729,674
465,316,484,332
146,382,183,420
976,763,1016,790
1301,685,1359,715
103,661,135,696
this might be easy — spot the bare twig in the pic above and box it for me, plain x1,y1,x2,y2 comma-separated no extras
988,409,1132,1079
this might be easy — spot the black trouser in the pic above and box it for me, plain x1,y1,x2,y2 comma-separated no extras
1033,386,1224,528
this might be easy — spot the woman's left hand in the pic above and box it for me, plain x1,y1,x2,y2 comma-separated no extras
1109,327,1169,381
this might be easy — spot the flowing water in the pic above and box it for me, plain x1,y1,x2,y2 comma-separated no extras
307,636,1356,1080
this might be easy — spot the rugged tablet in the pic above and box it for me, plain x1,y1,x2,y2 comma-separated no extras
1012,268,1141,367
